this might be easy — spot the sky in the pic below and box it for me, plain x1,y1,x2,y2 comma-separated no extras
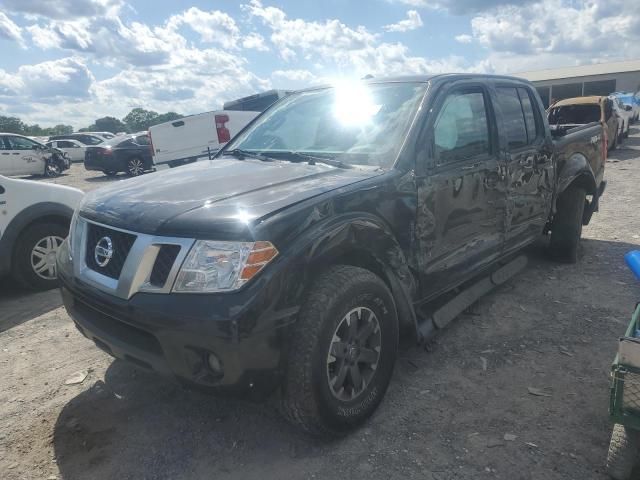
1,0,640,128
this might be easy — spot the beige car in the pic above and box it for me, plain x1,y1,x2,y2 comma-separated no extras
548,96,619,150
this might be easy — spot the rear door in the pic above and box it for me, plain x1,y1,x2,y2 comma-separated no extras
417,81,507,299
5,136,45,175
495,85,554,252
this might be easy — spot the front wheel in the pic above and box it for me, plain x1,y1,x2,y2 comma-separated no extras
126,157,145,177
549,185,586,263
606,424,639,480
281,265,398,436
11,222,68,290
44,160,62,178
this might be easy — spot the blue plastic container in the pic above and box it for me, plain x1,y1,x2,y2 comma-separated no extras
625,250,640,281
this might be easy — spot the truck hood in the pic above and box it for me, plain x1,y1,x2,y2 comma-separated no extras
80,159,381,237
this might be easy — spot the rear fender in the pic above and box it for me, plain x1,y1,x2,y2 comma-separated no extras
556,152,597,198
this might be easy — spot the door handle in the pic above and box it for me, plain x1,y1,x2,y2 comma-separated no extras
461,163,478,170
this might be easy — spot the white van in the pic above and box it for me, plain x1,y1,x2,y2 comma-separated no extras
149,110,259,167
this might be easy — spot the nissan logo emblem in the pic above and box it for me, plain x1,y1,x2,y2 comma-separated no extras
94,236,113,267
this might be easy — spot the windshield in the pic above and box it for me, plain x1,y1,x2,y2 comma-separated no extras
224,82,427,168
548,104,601,125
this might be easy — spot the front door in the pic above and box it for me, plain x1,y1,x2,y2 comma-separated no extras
6,136,45,175
416,83,507,300
494,86,554,252
0,136,15,175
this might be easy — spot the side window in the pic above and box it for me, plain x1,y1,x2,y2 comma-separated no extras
135,135,150,146
59,141,74,148
7,136,37,150
517,88,539,143
0,136,9,150
604,100,613,120
496,87,528,149
433,90,490,163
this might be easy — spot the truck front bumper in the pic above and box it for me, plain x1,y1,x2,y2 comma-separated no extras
58,254,297,397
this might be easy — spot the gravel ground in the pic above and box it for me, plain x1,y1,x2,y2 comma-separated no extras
1,129,640,480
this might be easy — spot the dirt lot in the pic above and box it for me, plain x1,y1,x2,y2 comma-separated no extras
2,130,640,480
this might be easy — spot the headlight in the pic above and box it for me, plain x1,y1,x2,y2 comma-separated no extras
173,240,278,293
67,209,80,260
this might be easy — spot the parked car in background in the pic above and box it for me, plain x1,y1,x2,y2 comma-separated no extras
0,175,83,289
611,91,640,122
82,131,116,139
0,133,70,177
84,132,153,177
548,96,619,150
46,139,86,163
610,95,632,139
59,74,606,435
148,110,258,167
49,133,108,146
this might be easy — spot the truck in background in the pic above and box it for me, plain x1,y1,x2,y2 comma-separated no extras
150,90,294,168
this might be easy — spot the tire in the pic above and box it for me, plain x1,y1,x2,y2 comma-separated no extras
281,265,398,436
44,160,62,178
11,222,68,290
606,424,638,480
103,170,118,177
624,122,630,138
549,185,586,263
126,157,145,177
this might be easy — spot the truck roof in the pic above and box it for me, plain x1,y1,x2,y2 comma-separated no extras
552,96,605,107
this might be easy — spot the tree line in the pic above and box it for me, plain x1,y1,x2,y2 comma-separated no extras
0,108,183,137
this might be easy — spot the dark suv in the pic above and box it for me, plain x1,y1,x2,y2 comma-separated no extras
58,75,606,435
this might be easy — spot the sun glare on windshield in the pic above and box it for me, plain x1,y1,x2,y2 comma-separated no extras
332,81,382,127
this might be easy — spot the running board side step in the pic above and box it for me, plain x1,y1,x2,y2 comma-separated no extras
417,255,527,342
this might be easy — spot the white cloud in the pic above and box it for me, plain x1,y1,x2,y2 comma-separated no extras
0,0,122,19
383,10,423,33
242,32,269,51
386,0,536,14
166,7,240,49
244,0,452,77
469,0,640,62
455,34,473,43
0,12,23,44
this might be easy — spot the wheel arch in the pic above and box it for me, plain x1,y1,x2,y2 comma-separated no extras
0,202,73,275
285,214,419,339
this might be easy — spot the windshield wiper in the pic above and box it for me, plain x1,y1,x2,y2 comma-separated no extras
280,151,353,169
222,149,276,162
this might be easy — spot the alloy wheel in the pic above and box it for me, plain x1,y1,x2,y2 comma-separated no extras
30,236,64,280
127,158,144,176
326,306,381,401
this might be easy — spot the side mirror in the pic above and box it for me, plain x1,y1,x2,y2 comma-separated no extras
625,105,632,111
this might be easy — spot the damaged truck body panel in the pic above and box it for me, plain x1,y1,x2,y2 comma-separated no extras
58,74,606,435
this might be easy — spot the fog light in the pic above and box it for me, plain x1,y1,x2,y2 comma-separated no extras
207,352,222,374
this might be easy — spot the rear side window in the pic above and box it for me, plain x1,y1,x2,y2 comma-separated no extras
548,104,601,125
496,87,527,149
135,135,150,146
433,90,490,163
7,136,38,150
58,141,75,148
517,88,539,143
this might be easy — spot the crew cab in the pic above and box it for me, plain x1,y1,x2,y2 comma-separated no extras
0,175,83,289
58,75,606,436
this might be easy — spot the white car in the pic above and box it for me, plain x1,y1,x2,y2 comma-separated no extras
46,139,86,162
0,133,70,177
610,96,632,140
0,175,83,289
148,110,258,167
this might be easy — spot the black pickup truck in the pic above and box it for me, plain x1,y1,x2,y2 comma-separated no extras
57,74,605,436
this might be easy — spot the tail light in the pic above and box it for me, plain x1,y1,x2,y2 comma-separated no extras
602,129,608,162
215,114,230,143
148,130,155,156
100,147,112,156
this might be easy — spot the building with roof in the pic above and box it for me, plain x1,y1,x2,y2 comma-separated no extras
514,59,640,108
